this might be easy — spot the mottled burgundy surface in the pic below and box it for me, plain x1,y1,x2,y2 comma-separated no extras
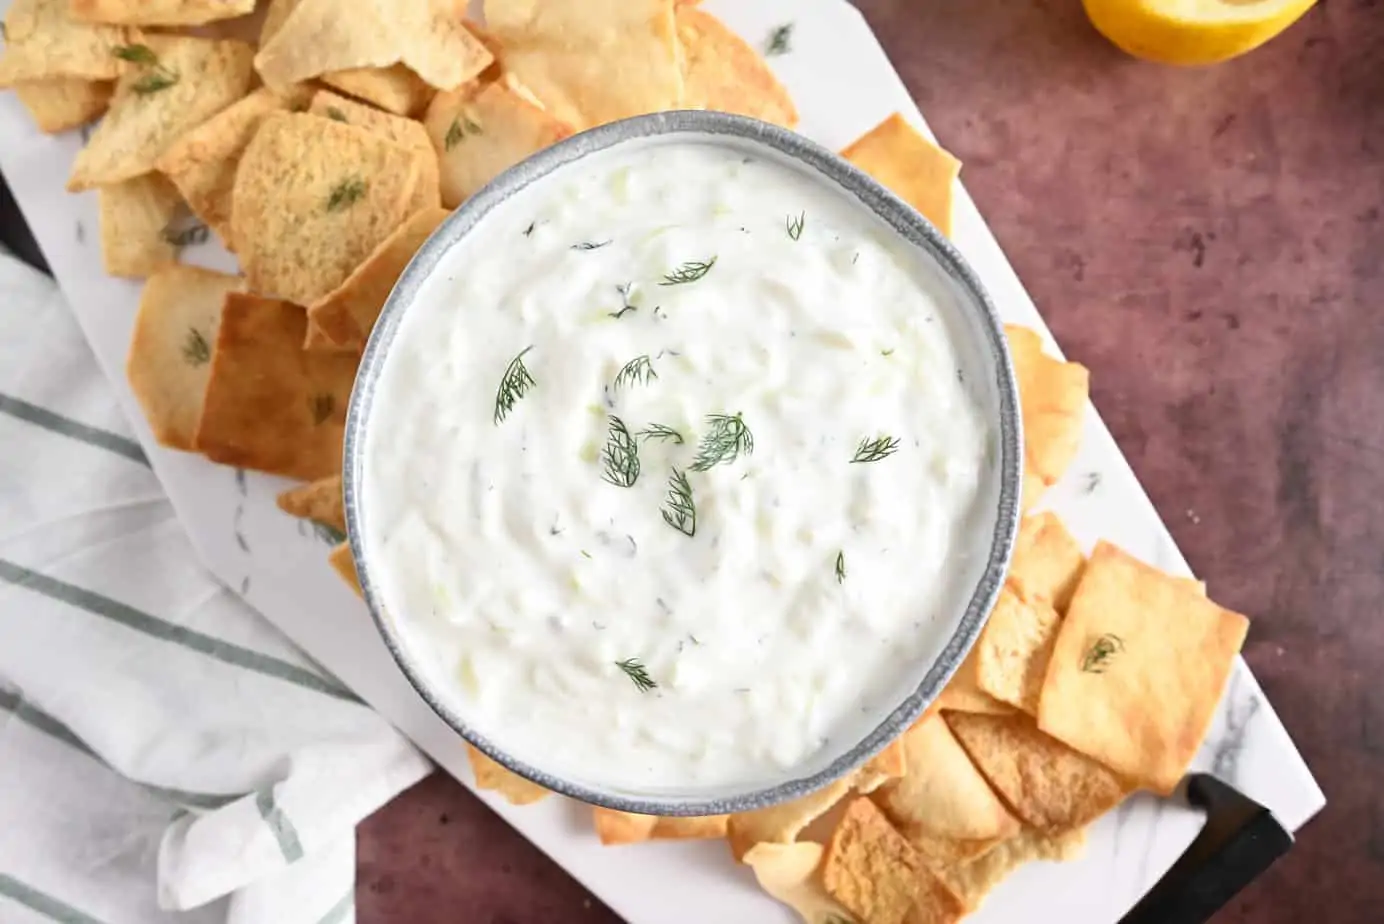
356,2,1383,922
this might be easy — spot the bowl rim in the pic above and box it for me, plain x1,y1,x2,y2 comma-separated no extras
343,109,1023,817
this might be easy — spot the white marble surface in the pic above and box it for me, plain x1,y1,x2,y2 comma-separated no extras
0,0,1324,920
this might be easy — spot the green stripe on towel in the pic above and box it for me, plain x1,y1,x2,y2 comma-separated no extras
0,874,111,924
0,393,149,468
255,788,305,863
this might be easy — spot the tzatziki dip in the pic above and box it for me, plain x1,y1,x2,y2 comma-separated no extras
361,140,996,795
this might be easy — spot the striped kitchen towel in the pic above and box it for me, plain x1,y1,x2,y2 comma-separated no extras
0,246,433,924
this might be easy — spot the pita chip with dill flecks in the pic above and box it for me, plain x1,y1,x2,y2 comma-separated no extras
842,114,962,239
0,0,134,86
13,76,112,132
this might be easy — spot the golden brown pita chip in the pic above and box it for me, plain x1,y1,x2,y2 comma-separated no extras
230,112,421,307
255,0,492,93
276,475,345,533
974,586,1062,715
854,737,907,794
125,265,243,451
66,34,256,191
934,642,1018,718
466,744,550,805
307,90,440,213
327,541,362,596
728,777,854,862
322,66,434,117
194,293,358,479
1009,512,1085,612
906,874,966,924
1005,324,1090,510
69,0,255,26
98,173,183,278
945,711,1129,833
876,716,1019,847
930,827,1086,913
842,114,961,239
744,841,858,924
483,0,682,130
676,7,797,128
0,0,133,86
424,79,573,208
821,797,923,924
156,85,312,248
13,76,112,132
306,206,448,350
1038,541,1250,795
592,808,728,845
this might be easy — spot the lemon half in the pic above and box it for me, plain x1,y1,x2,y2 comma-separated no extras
1083,0,1318,66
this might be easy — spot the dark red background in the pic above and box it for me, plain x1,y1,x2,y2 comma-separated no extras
352,2,1384,922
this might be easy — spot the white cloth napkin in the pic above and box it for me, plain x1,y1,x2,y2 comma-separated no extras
0,246,434,924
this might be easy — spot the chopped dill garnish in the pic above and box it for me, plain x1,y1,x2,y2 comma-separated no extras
312,521,347,545
615,658,657,692
786,211,805,241
572,240,611,251
132,70,178,95
661,468,696,537
444,118,464,149
523,221,536,237
325,177,367,212
691,413,753,471
639,423,684,445
161,219,208,247
609,282,637,319
113,44,159,64
660,257,717,286
612,355,657,391
492,346,536,424
1081,634,1125,673
600,415,641,487
181,328,210,366
325,106,348,122
850,435,901,464
765,23,794,56
835,551,846,583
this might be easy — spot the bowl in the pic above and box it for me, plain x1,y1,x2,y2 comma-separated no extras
344,110,1022,817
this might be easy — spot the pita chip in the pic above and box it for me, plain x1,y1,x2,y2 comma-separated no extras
974,586,1063,715
677,6,797,128
323,66,435,117
842,114,961,239
0,0,133,86
307,89,440,213
1005,324,1089,510
592,808,728,845
1038,541,1249,795
125,265,243,450
821,797,923,924
327,541,361,596
230,112,421,306
67,34,256,191
277,475,345,533
194,293,359,479
728,776,854,862
944,711,1129,833
98,173,184,278
425,78,573,208
68,0,255,26
1008,512,1086,612
466,744,550,805
13,76,112,132
307,206,449,350
156,85,313,248
930,827,1086,913
482,0,682,130
744,841,858,924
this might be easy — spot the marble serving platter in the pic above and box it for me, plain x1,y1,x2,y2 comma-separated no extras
0,0,1324,920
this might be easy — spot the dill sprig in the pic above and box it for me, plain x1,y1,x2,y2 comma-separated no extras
132,70,178,95
612,355,657,391
444,115,482,150
600,415,641,487
161,219,208,247
851,435,901,464
835,551,846,583
1081,634,1125,673
786,211,805,241
615,658,657,692
113,44,159,65
312,521,347,545
181,328,210,366
326,177,367,212
609,282,637,320
325,106,348,122
691,413,753,471
765,23,794,56
639,423,684,445
493,346,536,425
660,257,717,286
572,240,611,251
661,468,697,537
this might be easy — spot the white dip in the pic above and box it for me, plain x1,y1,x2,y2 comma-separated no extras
362,140,996,796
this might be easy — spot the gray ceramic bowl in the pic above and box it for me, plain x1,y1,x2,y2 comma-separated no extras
344,110,1022,817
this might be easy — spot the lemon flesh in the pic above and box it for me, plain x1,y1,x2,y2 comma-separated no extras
1083,0,1318,66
